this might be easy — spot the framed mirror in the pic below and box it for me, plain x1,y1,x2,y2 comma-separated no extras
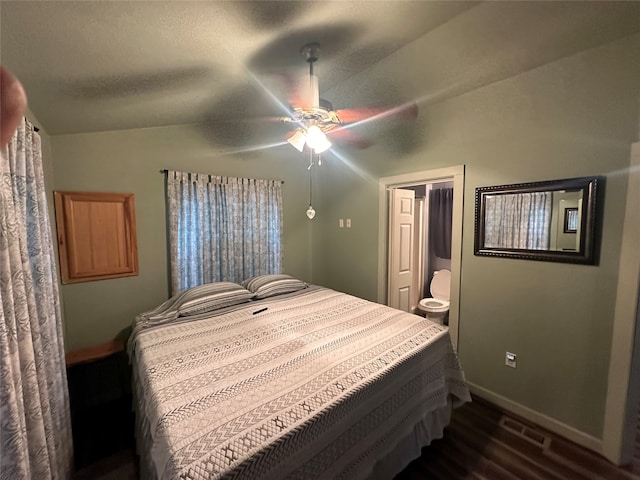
474,176,604,264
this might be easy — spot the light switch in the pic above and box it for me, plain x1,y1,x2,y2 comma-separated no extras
339,218,344,228
346,218,352,228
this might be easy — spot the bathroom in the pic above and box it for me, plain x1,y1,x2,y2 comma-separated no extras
389,180,454,323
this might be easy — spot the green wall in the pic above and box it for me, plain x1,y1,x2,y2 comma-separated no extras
49,125,313,351
310,33,640,440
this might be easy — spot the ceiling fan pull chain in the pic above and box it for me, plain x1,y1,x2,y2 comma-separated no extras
306,150,316,220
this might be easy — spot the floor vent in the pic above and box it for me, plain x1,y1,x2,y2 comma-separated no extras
500,416,552,449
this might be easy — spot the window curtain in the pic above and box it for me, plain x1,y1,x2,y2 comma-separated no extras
167,171,283,294
0,119,73,479
429,187,453,259
484,191,552,250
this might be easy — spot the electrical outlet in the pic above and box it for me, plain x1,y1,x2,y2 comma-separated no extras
505,352,517,368
339,219,344,228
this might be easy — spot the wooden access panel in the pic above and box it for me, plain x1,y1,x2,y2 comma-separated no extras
54,191,138,284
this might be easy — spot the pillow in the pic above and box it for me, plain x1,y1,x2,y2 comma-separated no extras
242,274,308,299
177,282,254,316
140,281,254,325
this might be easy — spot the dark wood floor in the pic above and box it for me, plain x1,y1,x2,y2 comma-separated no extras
74,395,640,480
396,396,640,480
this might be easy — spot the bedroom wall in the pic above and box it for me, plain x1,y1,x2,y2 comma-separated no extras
48,125,313,351
312,31,640,443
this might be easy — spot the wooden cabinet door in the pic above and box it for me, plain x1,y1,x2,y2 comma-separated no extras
54,191,138,284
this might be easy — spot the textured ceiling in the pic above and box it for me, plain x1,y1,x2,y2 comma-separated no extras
1,1,638,143
0,1,478,135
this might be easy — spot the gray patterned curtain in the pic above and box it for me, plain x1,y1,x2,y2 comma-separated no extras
0,119,73,479
484,191,552,250
167,171,283,294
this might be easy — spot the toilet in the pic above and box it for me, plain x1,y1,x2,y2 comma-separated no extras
418,269,451,324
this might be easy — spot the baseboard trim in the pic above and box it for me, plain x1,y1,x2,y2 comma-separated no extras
468,382,603,454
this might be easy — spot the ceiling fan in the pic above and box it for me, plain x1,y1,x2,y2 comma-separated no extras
273,43,419,154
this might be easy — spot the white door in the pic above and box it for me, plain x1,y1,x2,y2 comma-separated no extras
388,188,415,312
412,198,425,312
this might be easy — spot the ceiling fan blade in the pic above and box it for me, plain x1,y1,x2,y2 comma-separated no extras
326,127,373,149
200,112,295,144
335,102,418,124
310,75,320,109
282,73,319,110
248,115,294,124
299,74,319,110
210,115,293,125
281,73,304,108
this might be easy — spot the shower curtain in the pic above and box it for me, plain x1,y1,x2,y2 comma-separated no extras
429,187,453,260
0,118,73,479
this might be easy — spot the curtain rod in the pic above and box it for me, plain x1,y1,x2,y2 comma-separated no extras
24,117,39,132
159,169,284,184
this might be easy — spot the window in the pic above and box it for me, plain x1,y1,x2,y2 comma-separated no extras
166,171,283,294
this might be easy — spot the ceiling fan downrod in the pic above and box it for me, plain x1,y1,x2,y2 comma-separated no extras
301,42,320,76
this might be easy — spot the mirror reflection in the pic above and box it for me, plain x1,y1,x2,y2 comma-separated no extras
483,189,583,252
474,176,603,264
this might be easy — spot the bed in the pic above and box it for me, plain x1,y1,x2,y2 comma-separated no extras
129,275,470,480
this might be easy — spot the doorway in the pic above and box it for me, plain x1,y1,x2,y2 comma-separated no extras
387,182,454,314
377,166,465,348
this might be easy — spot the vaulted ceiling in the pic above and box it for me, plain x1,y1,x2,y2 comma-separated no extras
1,1,638,147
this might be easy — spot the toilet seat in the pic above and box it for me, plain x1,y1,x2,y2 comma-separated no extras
418,297,449,313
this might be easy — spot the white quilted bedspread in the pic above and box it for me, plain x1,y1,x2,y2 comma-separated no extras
131,286,470,480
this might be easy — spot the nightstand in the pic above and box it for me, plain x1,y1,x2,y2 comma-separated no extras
66,339,134,469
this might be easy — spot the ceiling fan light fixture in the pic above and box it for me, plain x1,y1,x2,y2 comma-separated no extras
287,129,306,152
305,125,331,153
